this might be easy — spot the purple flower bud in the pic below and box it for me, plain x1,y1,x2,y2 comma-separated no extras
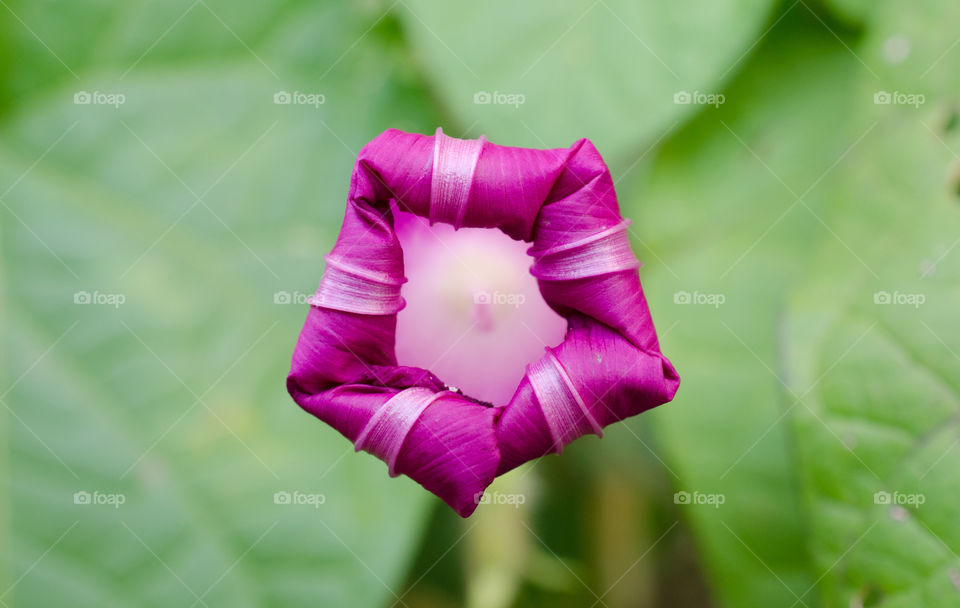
287,128,679,517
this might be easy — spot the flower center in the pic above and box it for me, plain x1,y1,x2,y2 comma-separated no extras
395,212,567,405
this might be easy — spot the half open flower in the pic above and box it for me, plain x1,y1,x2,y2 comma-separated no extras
287,128,679,516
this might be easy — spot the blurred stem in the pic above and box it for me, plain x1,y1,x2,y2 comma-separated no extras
463,467,534,608
590,466,655,608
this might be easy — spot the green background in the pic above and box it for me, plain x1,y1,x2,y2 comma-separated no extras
2,1,959,607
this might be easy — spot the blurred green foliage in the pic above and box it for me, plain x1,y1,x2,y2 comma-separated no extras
2,1,959,607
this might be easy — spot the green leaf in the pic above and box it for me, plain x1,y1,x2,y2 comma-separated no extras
785,121,960,608
784,2,960,605
397,0,775,158
623,16,865,607
1,4,439,607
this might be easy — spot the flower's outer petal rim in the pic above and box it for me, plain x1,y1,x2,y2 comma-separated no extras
286,128,679,515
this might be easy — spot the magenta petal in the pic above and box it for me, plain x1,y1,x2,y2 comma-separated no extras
394,397,500,517
496,314,679,474
288,306,500,517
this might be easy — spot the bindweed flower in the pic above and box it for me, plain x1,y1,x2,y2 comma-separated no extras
287,128,679,517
